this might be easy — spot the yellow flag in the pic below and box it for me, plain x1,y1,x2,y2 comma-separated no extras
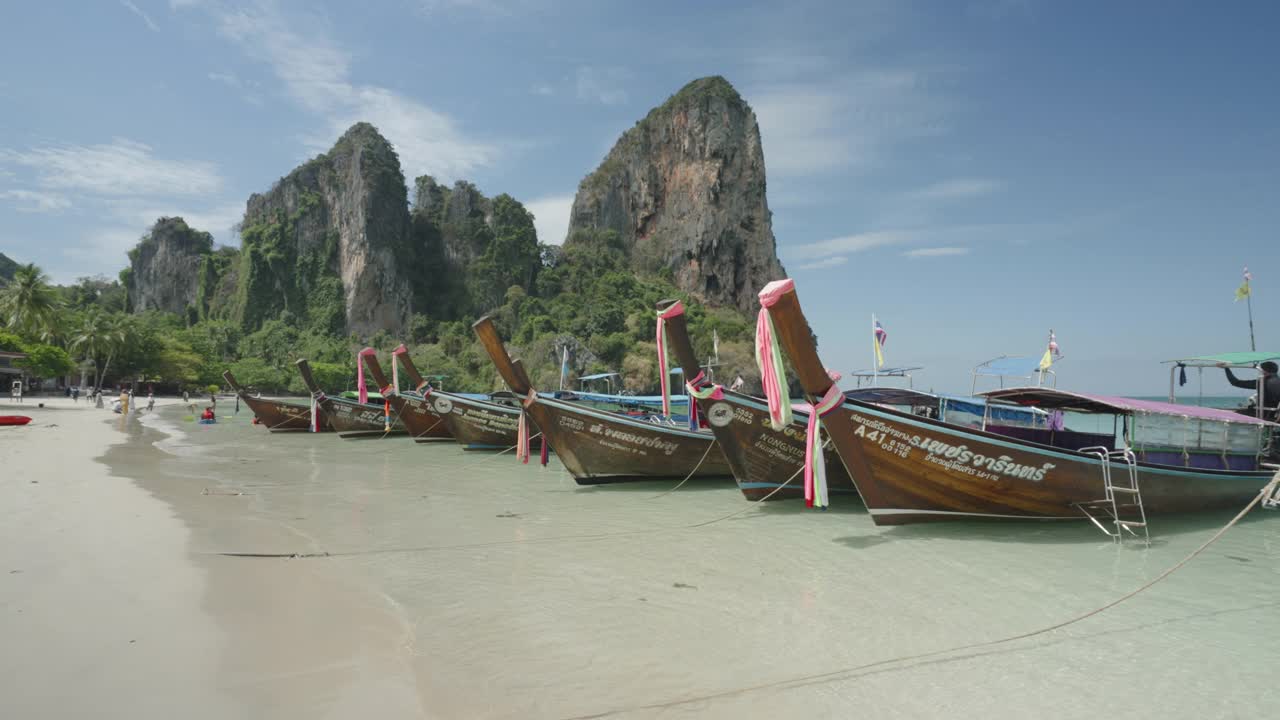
1235,280,1251,302
1038,348,1053,372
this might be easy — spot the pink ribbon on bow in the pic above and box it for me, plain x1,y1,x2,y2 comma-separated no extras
516,388,537,464
656,301,686,418
802,371,843,508
357,347,377,405
756,279,796,430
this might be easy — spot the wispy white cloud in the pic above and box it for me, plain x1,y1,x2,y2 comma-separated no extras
121,0,160,32
530,82,555,97
1,139,222,197
787,230,909,260
60,228,143,280
576,66,629,106
198,2,496,182
750,70,949,177
416,0,521,16
525,193,574,245
795,255,849,271
904,246,971,258
908,178,1002,202
129,202,244,242
207,71,240,87
0,189,71,213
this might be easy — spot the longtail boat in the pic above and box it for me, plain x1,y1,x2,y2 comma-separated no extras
473,316,733,484
223,370,333,432
295,357,406,439
360,345,453,441
758,278,1280,537
653,299,852,500
425,388,534,451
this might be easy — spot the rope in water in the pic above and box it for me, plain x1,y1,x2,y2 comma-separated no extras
647,440,718,499
555,471,1280,720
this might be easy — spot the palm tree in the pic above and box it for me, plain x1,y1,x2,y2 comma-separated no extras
0,263,61,340
70,308,129,393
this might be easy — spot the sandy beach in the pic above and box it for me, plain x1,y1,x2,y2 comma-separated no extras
0,399,422,719
4,398,1280,719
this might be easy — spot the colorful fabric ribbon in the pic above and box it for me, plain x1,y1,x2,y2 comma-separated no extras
656,301,685,419
309,390,325,433
516,388,538,465
392,344,408,394
357,347,377,404
802,372,843,509
379,384,393,431
756,279,795,431
685,370,722,430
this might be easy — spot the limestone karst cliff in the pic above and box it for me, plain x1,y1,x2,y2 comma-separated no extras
124,217,214,317
235,122,414,336
566,76,785,314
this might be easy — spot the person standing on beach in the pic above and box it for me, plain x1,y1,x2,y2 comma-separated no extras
72,386,79,403
146,392,155,412
182,389,189,404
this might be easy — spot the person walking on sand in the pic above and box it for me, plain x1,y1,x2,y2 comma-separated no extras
146,392,155,412
182,389,189,404
72,386,79,403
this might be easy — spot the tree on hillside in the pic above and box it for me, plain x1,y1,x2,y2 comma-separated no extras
0,263,61,341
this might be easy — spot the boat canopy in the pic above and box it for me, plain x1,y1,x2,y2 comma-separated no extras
578,372,619,381
974,356,1050,377
980,387,1276,426
848,365,922,389
1164,352,1280,368
971,355,1058,394
844,387,936,407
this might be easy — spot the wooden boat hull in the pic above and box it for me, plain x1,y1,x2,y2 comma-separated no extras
389,392,453,440
526,397,733,485
242,395,333,433
0,415,32,426
322,395,407,439
698,391,857,501
429,392,537,450
833,399,1274,525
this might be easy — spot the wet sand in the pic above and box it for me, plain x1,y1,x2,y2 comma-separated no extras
4,399,1280,718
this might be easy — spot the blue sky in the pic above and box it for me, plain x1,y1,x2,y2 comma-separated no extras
1,0,1277,395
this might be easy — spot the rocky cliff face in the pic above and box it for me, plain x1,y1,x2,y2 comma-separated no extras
237,123,414,336
0,251,17,285
410,176,538,316
125,217,214,316
566,76,785,314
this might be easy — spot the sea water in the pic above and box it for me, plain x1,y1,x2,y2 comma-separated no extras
118,406,1280,719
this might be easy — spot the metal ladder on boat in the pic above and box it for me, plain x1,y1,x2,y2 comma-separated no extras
1075,447,1149,544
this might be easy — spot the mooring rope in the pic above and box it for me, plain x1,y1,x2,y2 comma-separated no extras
647,439,718,499
555,471,1280,720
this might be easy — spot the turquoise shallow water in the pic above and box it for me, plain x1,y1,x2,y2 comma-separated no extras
130,406,1280,719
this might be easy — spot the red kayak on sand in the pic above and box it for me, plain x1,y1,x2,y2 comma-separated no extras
0,416,32,426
